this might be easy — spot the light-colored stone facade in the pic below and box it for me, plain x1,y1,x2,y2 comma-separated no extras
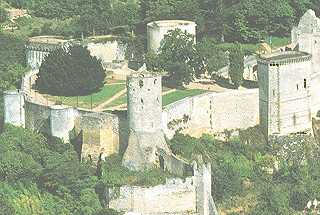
122,71,170,170
258,51,312,136
26,35,127,70
4,90,25,128
26,36,69,69
292,9,320,116
162,89,259,139
147,20,196,52
110,164,217,215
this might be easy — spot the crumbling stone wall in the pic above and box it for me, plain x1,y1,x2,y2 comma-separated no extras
87,40,126,69
76,110,120,162
109,164,217,215
162,89,259,139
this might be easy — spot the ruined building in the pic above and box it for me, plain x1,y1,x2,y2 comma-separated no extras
122,70,170,170
147,20,196,52
258,9,320,137
258,51,312,137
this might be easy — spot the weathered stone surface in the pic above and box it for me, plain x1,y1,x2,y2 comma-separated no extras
147,20,196,52
162,89,259,139
123,71,170,170
258,51,313,136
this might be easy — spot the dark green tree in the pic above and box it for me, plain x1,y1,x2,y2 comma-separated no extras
229,42,244,88
147,29,205,87
36,45,106,96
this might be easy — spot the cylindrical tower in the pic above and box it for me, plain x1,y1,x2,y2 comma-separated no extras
147,20,196,53
4,90,25,127
26,36,68,69
50,105,76,143
127,72,162,133
123,71,170,170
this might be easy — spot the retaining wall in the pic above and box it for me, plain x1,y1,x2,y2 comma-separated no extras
163,89,259,139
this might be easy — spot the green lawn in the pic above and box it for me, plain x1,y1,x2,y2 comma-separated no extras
162,89,207,106
217,36,290,55
105,88,208,109
49,84,125,109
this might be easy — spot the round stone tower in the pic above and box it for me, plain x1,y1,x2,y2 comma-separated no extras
122,71,170,170
49,105,76,143
147,20,196,53
26,36,68,69
4,90,25,127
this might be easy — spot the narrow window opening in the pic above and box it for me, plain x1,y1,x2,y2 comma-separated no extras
272,90,275,96
296,84,299,90
293,114,297,126
139,80,144,88
304,79,307,88
141,98,144,104
154,79,157,85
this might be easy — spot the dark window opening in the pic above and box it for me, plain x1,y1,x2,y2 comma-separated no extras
293,114,297,126
139,80,144,88
304,79,307,88
154,79,157,85
296,84,299,90
141,98,144,104
272,90,275,96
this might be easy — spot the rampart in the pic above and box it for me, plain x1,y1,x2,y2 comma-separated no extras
162,89,259,139
109,164,218,215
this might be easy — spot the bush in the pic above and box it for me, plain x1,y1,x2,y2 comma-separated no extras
36,45,106,96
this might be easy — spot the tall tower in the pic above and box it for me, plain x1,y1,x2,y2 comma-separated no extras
258,51,312,137
122,71,170,170
292,10,320,115
147,20,196,53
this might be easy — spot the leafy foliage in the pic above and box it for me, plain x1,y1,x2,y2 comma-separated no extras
36,45,106,96
229,43,244,88
169,131,320,214
146,29,204,87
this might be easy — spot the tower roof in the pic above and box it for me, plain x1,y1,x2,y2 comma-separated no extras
258,51,311,65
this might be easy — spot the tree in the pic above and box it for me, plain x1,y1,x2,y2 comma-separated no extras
229,42,244,88
147,29,205,87
36,45,106,96
196,38,228,78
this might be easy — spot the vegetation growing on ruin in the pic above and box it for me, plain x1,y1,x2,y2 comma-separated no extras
36,45,106,96
168,131,320,214
0,125,172,214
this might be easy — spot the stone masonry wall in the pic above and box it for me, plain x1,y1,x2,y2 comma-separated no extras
162,89,259,139
110,164,217,215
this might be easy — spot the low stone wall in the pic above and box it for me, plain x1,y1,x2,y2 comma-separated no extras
110,164,217,215
163,89,259,139
24,101,50,134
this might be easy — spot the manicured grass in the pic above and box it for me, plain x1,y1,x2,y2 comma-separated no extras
50,83,125,109
268,36,291,48
162,89,208,106
105,88,208,109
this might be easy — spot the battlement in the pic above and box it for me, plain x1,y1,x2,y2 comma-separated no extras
147,20,197,28
258,51,311,66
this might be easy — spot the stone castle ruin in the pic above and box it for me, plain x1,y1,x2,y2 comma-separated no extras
147,20,196,52
4,10,320,215
26,35,127,70
122,71,170,170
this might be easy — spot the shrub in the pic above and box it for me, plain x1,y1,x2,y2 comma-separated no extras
36,45,106,96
